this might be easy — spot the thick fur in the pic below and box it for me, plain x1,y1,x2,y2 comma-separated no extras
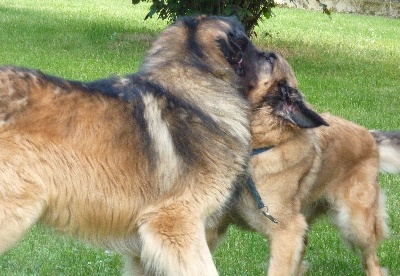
0,15,260,275
371,130,400,174
207,52,390,275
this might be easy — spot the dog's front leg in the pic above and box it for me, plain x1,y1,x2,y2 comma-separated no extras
138,202,218,276
267,214,308,276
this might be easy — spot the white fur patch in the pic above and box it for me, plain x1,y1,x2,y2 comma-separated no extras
116,77,131,88
378,191,390,239
378,145,400,173
330,203,354,245
142,93,179,193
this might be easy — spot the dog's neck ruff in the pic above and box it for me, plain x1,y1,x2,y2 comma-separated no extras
248,146,278,223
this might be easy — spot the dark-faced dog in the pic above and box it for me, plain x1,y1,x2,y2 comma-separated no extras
0,15,260,275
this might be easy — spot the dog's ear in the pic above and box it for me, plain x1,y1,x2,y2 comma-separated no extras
282,99,329,128
271,84,329,128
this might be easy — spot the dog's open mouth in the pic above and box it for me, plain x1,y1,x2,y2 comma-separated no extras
223,31,248,76
234,57,244,76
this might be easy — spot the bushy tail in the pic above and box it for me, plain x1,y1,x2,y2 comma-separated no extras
370,130,400,174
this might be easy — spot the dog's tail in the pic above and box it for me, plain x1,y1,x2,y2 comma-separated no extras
370,130,400,174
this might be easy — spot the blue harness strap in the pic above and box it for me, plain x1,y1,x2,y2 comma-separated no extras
249,146,278,224
251,146,273,156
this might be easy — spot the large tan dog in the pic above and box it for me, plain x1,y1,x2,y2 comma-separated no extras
208,52,397,275
0,15,261,275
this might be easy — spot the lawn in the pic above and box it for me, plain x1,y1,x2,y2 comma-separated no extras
0,0,399,275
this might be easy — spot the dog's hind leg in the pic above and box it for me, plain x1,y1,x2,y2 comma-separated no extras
328,171,388,276
267,213,308,276
0,162,46,253
358,190,388,276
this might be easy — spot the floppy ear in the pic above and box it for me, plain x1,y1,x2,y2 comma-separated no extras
273,84,329,128
283,100,329,128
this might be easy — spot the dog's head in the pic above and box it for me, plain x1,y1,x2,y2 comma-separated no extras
248,51,328,129
188,15,258,81
142,15,257,85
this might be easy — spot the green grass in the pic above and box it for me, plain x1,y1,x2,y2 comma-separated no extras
0,1,399,275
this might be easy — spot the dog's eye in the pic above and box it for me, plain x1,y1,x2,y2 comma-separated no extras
227,31,248,51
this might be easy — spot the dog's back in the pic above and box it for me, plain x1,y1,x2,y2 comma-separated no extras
313,113,380,193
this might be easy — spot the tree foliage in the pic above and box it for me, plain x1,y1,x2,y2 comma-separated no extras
132,0,331,36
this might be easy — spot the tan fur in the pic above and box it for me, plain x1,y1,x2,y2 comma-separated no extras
0,16,259,275
208,53,388,275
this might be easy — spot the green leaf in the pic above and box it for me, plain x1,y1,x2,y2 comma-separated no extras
144,5,158,20
263,7,272,19
223,5,232,16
